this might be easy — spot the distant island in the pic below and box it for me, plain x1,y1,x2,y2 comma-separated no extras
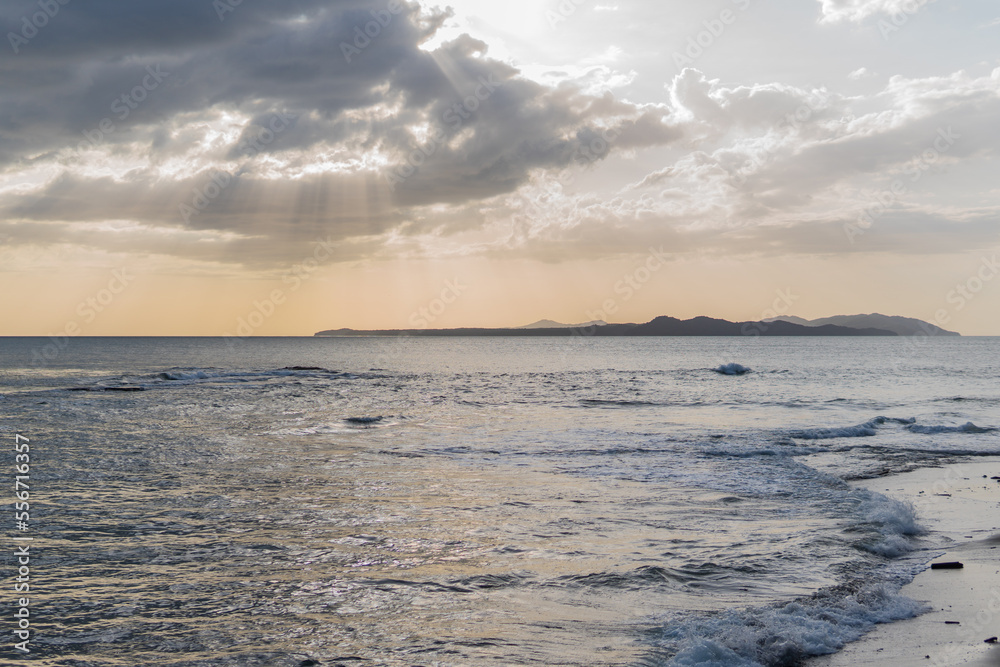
764,314,959,337
314,314,957,337
515,319,607,329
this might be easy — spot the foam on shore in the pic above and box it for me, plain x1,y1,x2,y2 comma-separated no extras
808,458,1000,666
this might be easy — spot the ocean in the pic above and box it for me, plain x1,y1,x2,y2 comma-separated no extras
1,335,998,666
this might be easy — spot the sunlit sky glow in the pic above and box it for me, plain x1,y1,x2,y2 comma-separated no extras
2,0,999,335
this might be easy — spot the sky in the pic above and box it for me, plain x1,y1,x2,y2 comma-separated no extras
1,0,999,335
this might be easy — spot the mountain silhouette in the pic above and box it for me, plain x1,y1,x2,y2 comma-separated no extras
315,316,899,337
766,314,958,337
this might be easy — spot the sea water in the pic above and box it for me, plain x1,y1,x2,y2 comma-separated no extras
0,336,998,666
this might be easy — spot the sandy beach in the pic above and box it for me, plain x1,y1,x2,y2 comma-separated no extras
809,459,1000,667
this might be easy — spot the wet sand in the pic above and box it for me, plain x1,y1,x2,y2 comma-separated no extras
810,460,1000,666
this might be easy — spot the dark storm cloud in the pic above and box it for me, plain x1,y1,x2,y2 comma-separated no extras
0,0,444,161
0,0,683,265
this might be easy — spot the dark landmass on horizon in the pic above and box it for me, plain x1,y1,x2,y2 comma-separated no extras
766,313,959,337
315,316,904,337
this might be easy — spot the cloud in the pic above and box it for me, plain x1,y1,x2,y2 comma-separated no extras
657,68,1000,204
2,2,995,272
816,0,938,23
0,0,683,267
528,66,1000,258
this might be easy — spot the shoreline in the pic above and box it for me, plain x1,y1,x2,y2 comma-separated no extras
809,459,1000,666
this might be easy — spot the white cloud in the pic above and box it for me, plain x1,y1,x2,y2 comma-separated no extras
536,66,1000,257
1,0,996,272
817,0,937,23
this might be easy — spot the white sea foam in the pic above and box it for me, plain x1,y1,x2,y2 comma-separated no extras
852,489,923,556
158,370,214,381
862,535,913,558
661,582,927,666
856,491,922,537
655,481,927,665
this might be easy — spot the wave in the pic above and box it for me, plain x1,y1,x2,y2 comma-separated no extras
934,396,998,404
448,573,532,590
153,367,347,382
65,385,144,392
158,370,214,381
657,487,926,664
851,489,923,557
658,580,927,667
549,563,763,593
789,416,915,440
700,443,830,458
787,416,995,444
714,363,751,376
53,367,359,393
907,421,997,434
344,416,383,426
579,398,667,408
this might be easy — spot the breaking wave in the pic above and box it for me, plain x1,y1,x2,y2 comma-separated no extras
714,363,752,376
658,580,927,667
789,416,915,440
